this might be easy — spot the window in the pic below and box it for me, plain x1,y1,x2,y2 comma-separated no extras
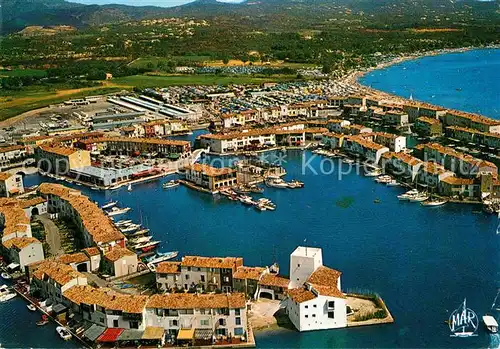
328,301,335,309
234,328,244,336
187,267,191,271
169,320,178,326
235,317,241,325
224,276,230,282
305,315,308,318
297,264,300,267
328,311,334,319
312,314,316,318
235,309,240,316
197,267,201,272
200,275,205,282
113,320,119,328
129,321,139,329
185,274,190,280
305,305,308,309
219,318,225,326
200,319,209,326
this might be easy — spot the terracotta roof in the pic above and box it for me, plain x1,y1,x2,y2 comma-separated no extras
38,183,124,244
0,172,13,181
63,285,148,313
83,247,101,256
258,274,290,288
56,252,89,265
422,143,497,170
306,266,345,298
104,247,136,262
185,164,235,177
156,262,181,274
0,198,30,237
18,135,53,143
147,293,246,309
0,145,24,153
446,109,500,126
440,177,475,185
417,116,440,125
33,261,86,286
18,197,46,209
233,266,266,280
287,287,316,303
181,256,243,271
2,236,40,249
384,152,422,167
38,145,78,156
78,136,189,147
420,161,449,175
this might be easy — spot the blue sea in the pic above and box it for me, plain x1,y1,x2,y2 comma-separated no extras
360,48,500,118
2,49,500,348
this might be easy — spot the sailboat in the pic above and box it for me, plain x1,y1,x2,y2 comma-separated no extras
127,183,132,192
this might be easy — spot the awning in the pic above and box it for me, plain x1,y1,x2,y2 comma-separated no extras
98,328,124,342
8,188,19,194
142,326,165,340
118,329,144,341
168,153,180,160
194,328,213,340
52,303,67,314
83,324,106,342
177,328,195,340
7,263,19,270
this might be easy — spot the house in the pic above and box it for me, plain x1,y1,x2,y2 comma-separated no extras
438,177,479,198
327,119,350,133
381,152,423,182
415,117,442,137
342,136,389,165
257,273,290,300
2,237,44,270
284,246,347,332
0,145,26,167
322,133,344,149
360,133,406,153
156,262,181,291
35,145,91,175
443,110,500,133
0,172,24,197
382,110,409,127
184,164,238,193
102,247,138,278
232,266,267,299
56,250,101,273
416,161,455,189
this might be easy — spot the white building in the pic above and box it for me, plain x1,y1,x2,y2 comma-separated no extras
285,246,347,332
0,172,24,197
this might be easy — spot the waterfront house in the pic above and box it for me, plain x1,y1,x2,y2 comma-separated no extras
342,124,373,135
178,256,243,292
198,129,277,154
327,119,351,133
0,145,26,167
145,293,248,343
2,237,44,270
360,132,406,153
232,266,267,299
446,126,500,150
0,172,24,197
0,198,32,242
102,246,139,278
56,250,101,273
418,143,498,178
184,164,238,193
403,101,446,122
382,110,409,127
38,183,125,252
416,161,455,189
382,152,423,183
415,117,443,137
17,135,54,154
19,197,48,218
63,285,148,330
31,260,88,304
438,177,479,198
284,246,347,332
443,110,500,133
342,136,389,165
156,262,181,291
35,145,91,175
322,133,344,149
257,273,290,300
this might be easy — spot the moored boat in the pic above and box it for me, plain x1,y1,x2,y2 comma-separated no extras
163,180,179,189
397,189,419,201
0,285,16,302
1,272,12,280
421,199,448,207
483,315,499,333
56,326,72,341
288,180,304,188
37,315,49,326
375,175,392,184
145,251,178,264
106,207,131,217
101,201,118,209
386,180,400,187
265,178,289,188
409,194,430,202
239,195,256,205
27,304,37,311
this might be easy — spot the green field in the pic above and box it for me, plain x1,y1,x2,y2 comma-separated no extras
113,74,299,89
0,69,47,78
129,56,212,69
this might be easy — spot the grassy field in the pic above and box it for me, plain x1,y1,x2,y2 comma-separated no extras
0,69,47,78
0,85,124,122
129,56,212,68
112,74,299,89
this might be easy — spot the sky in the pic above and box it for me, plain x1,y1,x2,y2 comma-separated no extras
70,0,243,7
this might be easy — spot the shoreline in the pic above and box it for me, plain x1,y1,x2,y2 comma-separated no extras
345,44,500,103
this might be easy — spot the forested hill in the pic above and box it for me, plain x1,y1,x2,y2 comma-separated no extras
2,0,499,34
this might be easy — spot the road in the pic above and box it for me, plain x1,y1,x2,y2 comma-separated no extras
36,214,63,256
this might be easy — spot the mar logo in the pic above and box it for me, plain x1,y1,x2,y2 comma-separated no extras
449,298,478,337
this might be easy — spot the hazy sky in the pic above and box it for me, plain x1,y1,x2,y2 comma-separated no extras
70,0,242,7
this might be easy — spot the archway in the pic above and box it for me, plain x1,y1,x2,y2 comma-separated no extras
259,291,274,300
31,207,39,216
76,263,88,272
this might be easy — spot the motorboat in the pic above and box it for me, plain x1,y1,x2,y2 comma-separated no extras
288,180,304,188
56,326,72,341
127,229,150,237
37,315,49,326
127,183,132,192
386,180,400,187
90,186,100,191
375,175,392,184
265,178,289,188
0,285,16,302
257,198,276,210
483,315,499,333
120,224,141,233
129,236,153,245
101,201,118,210
134,240,160,251
115,219,133,227
106,207,131,217
397,189,419,201
163,180,179,189
409,194,429,202
27,304,37,311
421,199,448,207
239,195,256,205
145,251,179,263
342,158,355,164
254,203,267,212
365,169,382,177
1,272,12,280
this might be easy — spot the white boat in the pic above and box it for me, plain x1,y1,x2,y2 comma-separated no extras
0,285,16,302
254,203,267,211
163,180,179,189
397,189,419,201
409,194,429,202
90,186,100,191
101,201,118,209
129,236,153,245
133,240,161,250
386,180,400,187
127,183,132,192
120,224,141,233
56,326,72,341
287,180,304,189
483,315,499,333
1,272,12,280
421,199,448,207
265,178,289,188
239,195,256,205
375,175,392,184
27,304,37,311
106,207,131,217
147,251,179,265
342,158,355,164
365,169,381,177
